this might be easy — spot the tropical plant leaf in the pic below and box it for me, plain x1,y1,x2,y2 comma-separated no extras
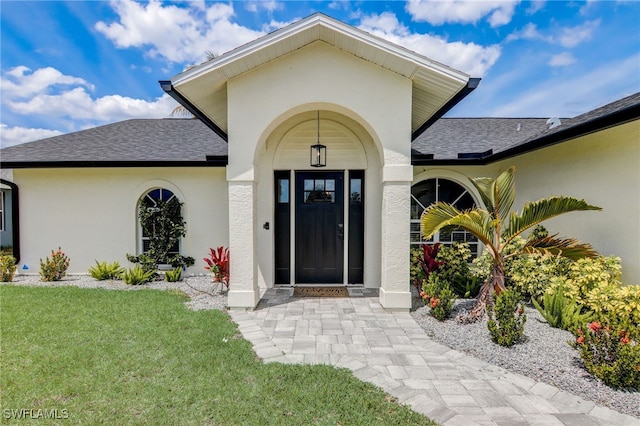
421,203,497,249
469,176,495,215
493,166,516,224
522,235,600,260
506,196,602,241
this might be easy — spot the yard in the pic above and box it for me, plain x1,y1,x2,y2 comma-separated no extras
0,285,435,425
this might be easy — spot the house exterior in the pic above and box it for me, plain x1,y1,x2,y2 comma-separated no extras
1,14,639,311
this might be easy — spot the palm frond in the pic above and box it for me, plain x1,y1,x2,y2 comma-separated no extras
420,203,497,248
522,235,600,260
506,196,602,240
493,166,516,223
469,167,516,223
469,176,495,215
170,105,193,117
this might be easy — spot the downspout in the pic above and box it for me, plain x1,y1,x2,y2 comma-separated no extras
0,179,20,263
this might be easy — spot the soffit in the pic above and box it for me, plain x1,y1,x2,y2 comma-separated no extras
170,14,470,135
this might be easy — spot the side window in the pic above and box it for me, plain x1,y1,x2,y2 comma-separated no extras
410,178,479,256
0,191,4,232
138,188,180,255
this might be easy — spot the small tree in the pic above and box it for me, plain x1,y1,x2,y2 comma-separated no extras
421,166,601,323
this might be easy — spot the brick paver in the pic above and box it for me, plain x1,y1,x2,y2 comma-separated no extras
229,289,639,426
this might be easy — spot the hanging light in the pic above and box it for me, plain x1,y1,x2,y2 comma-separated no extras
310,111,326,167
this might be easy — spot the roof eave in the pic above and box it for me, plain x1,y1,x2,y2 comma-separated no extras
411,78,481,141
412,100,640,165
159,81,228,142
0,158,229,169
488,101,640,163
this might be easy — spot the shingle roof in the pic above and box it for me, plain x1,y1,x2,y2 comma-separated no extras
412,118,550,159
412,91,640,163
0,118,228,167
2,93,637,168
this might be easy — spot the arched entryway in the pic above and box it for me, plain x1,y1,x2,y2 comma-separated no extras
254,110,382,289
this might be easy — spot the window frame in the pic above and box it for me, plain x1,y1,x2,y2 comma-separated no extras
138,188,181,257
410,177,480,257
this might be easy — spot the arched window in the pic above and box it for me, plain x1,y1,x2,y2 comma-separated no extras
410,178,479,256
138,188,181,256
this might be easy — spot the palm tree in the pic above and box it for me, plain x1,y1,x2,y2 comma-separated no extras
170,51,218,117
420,166,602,323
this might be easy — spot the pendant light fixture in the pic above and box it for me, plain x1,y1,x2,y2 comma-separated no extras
310,111,326,167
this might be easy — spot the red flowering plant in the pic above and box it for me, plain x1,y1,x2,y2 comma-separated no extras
575,320,640,389
203,246,230,289
410,243,444,292
39,247,70,282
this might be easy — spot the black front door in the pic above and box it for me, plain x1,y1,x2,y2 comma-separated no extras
295,171,344,283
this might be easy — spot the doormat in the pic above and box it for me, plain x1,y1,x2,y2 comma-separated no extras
293,286,349,298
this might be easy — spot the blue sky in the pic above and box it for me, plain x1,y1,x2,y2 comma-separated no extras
1,0,639,147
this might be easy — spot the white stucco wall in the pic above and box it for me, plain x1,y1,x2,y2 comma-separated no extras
226,41,414,309
412,121,639,284
498,121,640,284
10,167,228,275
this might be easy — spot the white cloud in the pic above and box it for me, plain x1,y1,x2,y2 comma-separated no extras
490,53,640,117
507,19,600,48
244,1,283,13
0,124,63,148
406,0,519,27
1,66,93,99
95,0,264,64
549,52,576,67
505,22,551,43
0,65,178,147
8,87,175,122
526,1,546,14
558,19,600,48
359,12,501,77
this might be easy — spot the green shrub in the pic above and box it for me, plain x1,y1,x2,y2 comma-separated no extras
0,255,17,282
487,288,526,347
88,261,124,280
410,247,426,289
39,247,70,282
122,265,156,285
552,256,639,340
126,253,159,276
576,321,640,389
420,274,456,321
532,284,593,333
164,267,183,282
558,256,622,305
435,243,479,297
472,235,568,301
508,252,570,301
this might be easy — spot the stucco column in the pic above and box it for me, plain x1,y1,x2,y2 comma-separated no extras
226,177,260,310
379,165,413,311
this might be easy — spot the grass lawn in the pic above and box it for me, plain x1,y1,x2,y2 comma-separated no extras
1,286,436,425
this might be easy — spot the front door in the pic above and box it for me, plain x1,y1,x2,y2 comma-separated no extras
295,171,344,283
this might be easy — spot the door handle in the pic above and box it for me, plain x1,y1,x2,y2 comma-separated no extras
337,223,344,241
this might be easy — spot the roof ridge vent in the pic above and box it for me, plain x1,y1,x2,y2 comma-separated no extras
546,117,562,129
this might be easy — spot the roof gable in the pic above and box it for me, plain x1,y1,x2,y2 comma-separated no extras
162,13,473,139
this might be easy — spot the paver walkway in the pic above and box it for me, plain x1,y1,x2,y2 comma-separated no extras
229,288,639,426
